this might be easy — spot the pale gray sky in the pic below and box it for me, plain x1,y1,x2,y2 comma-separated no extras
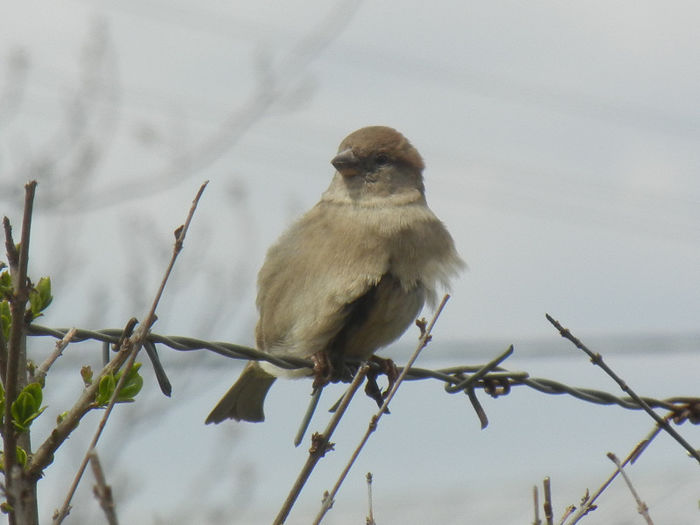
2,1,699,523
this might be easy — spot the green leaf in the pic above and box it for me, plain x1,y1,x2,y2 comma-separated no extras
95,373,116,407
15,447,27,468
24,382,42,406
28,276,53,320
0,446,29,474
0,300,10,341
115,363,143,402
94,363,144,406
11,383,46,432
0,269,10,297
0,381,4,426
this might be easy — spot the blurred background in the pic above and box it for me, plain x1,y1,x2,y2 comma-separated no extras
1,1,699,523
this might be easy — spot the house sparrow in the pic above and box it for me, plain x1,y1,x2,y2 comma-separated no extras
206,126,464,423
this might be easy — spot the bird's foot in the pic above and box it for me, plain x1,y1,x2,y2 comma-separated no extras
364,356,398,409
311,350,333,390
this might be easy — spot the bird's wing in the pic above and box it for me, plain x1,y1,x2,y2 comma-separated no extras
255,203,391,359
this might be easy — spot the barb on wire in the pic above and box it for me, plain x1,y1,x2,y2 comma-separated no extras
445,344,513,429
26,324,700,427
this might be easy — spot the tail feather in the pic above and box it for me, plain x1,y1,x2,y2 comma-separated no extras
206,361,276,423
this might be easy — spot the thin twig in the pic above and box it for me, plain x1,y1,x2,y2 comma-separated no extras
35,327,77,385
532,485,541,525
312,295,450,525
89,450,118,525
556,505,576,525
294,387,323,447
52,181,207,524
607,453,654,525
273,364,370,525
546,313,700,464
565,422,665,524
365,472,375,525
28,334,132,482
543,477,553,525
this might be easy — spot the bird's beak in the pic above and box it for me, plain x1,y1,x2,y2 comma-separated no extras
331,148,361,177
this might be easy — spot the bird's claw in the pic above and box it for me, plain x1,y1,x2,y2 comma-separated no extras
364,356,398,409
311,351,333,390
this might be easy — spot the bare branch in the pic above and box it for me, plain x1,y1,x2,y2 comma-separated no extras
365,472,375,525
565,422,665,524
273,364,369,525
2,180,38,525
89,451,118,525
607,453,654,525
532,485,541,525
294,387,322,447
546,313,700,464
556,504,576,525
34,327,77,384
543,477,553,525
52,181,207,523
312,295,450,525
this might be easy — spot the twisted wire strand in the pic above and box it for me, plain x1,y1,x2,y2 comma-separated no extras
27,324,699,420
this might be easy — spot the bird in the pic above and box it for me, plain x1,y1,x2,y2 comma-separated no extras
205,125,464,424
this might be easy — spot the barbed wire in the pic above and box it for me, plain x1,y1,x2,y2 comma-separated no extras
27,323,700,427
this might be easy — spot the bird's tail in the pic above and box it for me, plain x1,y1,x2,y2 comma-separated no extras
205,361,276,423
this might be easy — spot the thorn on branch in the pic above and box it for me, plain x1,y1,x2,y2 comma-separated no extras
173,224,184,240
629,439,650,464
309,432,334,457
415,317,427,338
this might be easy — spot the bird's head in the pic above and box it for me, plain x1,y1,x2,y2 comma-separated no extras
324,126,426,206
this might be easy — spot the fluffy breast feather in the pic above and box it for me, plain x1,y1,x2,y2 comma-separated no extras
255,200,464,359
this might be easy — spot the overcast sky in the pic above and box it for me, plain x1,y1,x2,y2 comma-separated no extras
2,1,699,523
4,0,700,341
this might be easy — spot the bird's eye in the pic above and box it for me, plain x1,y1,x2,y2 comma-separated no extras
375,153,390,165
